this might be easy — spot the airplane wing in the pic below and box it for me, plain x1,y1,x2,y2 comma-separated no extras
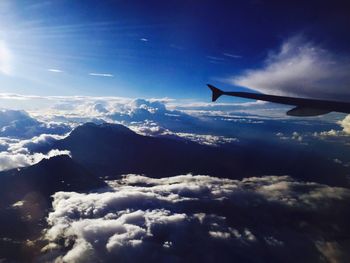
207,84,350,116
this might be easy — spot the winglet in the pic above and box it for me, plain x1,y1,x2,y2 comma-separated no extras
207,84,224,102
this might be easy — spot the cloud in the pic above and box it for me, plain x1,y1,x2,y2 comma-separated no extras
0,40,13,75
89,73,114,77
0,109,71,139
0,149,71,171
310,114,350,137
6,133,68,153
339,115,350,134
48,68,63,73
207,56,225,61
168,132,238,145
0,111,71,171
0,94,342,146
128,120,238,146
140,38,148,42
223,53,242,59
106,98,201,133
40,174,350,263
313,129,344,138
230,35,350,100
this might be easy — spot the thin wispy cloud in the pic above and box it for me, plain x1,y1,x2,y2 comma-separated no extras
140,38,148,42
48,68,63,73
89,72,114,77
207,56,225,61
0,40,13,75
223,53,242,59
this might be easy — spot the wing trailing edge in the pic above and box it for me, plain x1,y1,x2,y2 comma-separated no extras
207,84,350,116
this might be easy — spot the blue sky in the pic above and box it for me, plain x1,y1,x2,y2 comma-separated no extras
0,0,349,101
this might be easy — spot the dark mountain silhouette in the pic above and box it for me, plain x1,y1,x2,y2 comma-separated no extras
52,122,241,178
50,122,349,187
0,155,106,204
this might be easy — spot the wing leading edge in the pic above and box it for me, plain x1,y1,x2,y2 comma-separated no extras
207,84,350,116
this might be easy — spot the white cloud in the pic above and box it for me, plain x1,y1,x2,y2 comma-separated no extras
48,68,63,73
128,120,238,146
0,93,342,146
310,114,350,137
40,174,350,262
0,91,294,122
230,35,350,100
339,115,350,135
0,128,70,171
0,149,71,171
207,56,225,61
140,38,148,42
6,133,68,153
313,129,344,138
0,109,71,139
164,131,238,146
223,53,242,59
89,73,114,77
0,40,13,75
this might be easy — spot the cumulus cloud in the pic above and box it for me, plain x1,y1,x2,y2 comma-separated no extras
6,133,68,153
0,102,240,149
0,131,69,171
0,93,342,146
313,129,344,138
230,35,350,100
0,109,74,171
310,114,350,137
339,115,350,134
0,89,327,135
41,174,350,263
0,109,71,139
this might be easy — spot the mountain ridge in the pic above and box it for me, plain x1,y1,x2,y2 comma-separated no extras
47,122,350,188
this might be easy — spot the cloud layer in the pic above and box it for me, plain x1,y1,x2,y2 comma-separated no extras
41,174,350,263
0,110,72,171
0,109,71,139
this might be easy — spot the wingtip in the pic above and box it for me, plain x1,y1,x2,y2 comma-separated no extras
207,84,223,102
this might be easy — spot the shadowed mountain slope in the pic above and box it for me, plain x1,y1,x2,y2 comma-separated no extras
50,123,349,187
0,155,106,204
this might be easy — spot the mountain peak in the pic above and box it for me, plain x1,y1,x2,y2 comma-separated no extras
70,122,135,139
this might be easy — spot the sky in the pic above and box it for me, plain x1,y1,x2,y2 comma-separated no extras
0,0,350,101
